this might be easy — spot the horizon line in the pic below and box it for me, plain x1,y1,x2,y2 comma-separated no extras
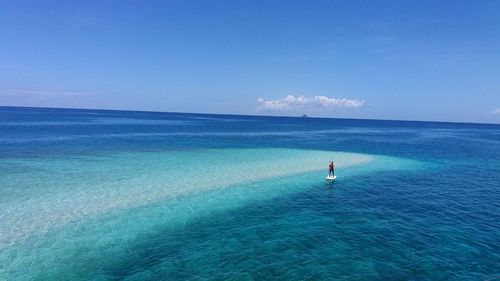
1,105,499,126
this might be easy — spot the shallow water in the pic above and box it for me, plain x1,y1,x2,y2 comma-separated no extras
0,107,499,280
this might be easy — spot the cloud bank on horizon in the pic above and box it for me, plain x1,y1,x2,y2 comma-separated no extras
257,95,364,111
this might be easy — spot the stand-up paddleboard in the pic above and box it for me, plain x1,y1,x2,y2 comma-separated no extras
326,175,337,182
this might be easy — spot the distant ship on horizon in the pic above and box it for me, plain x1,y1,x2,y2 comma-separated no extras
301,114,308,118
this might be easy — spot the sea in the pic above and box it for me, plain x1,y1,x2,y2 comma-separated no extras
0,106,499,280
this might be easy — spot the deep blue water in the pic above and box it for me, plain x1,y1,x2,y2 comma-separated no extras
0,106,499,280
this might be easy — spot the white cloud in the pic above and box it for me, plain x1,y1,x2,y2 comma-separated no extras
0,89,92,97
491,108,500,115
257,95,364,110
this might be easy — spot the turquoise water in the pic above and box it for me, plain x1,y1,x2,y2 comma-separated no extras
0,107,499,280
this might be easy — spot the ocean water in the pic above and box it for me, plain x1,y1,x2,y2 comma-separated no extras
0,107,499,280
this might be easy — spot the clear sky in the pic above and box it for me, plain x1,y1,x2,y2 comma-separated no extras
1,0,499,123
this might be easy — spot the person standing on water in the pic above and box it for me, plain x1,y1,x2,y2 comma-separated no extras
329,161,335,177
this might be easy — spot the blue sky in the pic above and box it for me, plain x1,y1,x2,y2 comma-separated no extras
1,0,499,123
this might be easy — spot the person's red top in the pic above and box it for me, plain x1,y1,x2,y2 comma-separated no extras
329,163,333,170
